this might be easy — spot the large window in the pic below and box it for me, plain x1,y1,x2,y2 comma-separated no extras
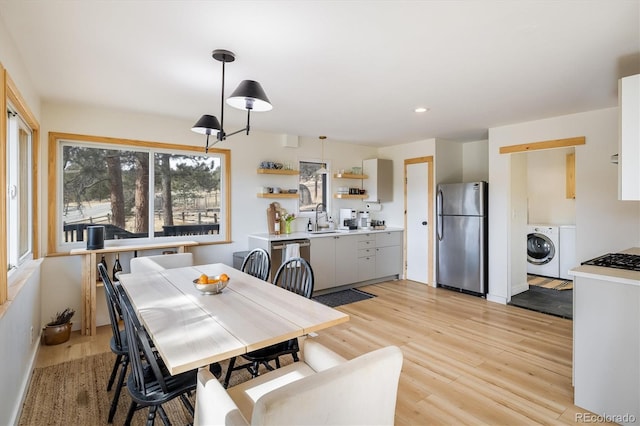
298,160,328,213
6,106,33,273
50,133,230,252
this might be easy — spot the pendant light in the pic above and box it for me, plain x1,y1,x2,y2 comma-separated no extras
192,49,272,153
316,136,328,175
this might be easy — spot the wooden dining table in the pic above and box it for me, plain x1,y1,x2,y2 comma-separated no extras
117,263,349,375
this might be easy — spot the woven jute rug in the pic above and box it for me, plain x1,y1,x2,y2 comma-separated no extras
527,274,573,291
19,351,273,425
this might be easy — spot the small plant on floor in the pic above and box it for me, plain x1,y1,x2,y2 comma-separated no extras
47,308,75,326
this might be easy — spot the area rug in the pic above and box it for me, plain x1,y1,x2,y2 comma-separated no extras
527,274,573,291
18,352,267,425
313,288,376,307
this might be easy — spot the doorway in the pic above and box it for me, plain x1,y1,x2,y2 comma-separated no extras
500,137,582,317
404,157,433,284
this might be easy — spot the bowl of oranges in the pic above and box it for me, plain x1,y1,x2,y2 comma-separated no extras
193,273,229,295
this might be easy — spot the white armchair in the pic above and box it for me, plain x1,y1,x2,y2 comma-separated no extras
129,252,194,273
194,339,403,426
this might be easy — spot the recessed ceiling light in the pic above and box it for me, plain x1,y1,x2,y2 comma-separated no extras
414,107,429,113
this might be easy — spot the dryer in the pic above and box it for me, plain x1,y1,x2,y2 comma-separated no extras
527,224,560,278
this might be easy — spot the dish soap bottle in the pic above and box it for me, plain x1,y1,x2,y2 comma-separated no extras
307,219,313,232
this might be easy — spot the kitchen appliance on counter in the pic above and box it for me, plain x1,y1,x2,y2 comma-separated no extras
358,211,369,229
339,209,357,230
436,182,488,295
581,253,640,271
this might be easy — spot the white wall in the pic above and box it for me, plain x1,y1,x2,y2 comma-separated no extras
463,140,489,182
527,147,576,225
488,107,640,304
0,15,43,426
511,153,529,296
40,102,380,329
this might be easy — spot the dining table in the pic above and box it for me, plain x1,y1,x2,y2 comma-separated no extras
116,263,350,375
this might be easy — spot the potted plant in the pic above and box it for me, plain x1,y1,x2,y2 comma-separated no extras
42,308,75,345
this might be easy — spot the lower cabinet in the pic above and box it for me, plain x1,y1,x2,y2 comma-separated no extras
310,237,336,291
311,230,402,292
375,231,403,277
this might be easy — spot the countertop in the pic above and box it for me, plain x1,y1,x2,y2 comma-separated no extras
569,247,640,286
249,227,404,242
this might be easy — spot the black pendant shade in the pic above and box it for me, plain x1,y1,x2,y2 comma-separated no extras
191,114,221,135
192,49,272,152
227,80,272,112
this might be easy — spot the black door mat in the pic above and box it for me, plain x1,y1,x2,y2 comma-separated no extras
509,286,573,319
313,288,376,308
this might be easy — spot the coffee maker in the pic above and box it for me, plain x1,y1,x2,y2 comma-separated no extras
339,209,357,230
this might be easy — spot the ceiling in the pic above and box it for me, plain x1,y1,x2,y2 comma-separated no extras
0,1,638,147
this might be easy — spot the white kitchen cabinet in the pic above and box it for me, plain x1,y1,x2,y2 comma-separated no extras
571,267,640,424
309,229,403,293
618,74,640,200
375,231,403,277
334,234,359,286
310,237,336,291
362,158,393,202
357,234,377,282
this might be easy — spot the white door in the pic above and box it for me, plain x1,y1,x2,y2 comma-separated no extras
405,159,432,284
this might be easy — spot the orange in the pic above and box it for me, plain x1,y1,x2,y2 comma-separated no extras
207,277,220,284
197,274,208,284
219,273,229,282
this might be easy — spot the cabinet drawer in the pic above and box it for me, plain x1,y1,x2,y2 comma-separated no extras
358,240,375,249
358,248,375,258
357,233,376,242
375,231,402,247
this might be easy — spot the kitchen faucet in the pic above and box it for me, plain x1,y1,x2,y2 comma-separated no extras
315,203,327,231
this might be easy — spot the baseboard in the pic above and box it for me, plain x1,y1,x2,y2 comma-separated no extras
11,338,40,426
486,293,507,305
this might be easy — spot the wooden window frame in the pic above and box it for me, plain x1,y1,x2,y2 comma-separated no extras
47,132,232,254
0,64,40,305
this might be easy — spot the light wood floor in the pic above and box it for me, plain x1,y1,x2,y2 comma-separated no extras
36,279,600,425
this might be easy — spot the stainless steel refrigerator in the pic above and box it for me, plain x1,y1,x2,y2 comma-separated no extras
436,182,488,295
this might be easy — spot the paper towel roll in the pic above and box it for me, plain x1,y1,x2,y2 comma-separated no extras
366,202,381,211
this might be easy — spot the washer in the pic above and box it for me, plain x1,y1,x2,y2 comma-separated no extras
527,224,560,278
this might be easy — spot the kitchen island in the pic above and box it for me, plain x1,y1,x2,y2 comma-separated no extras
249,228,404,294
569,247,640,425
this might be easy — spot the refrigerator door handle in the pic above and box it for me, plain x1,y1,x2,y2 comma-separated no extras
436,189,443,241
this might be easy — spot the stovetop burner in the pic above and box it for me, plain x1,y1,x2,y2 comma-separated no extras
582,253,640,272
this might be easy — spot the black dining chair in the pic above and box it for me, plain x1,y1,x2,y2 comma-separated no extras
223,257,314,388
240,248,271,281
97,263,129,423
117,286,198,426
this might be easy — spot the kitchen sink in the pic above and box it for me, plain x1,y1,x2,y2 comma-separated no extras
308,230,339,234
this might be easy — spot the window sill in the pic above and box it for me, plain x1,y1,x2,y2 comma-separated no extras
0,258,43,320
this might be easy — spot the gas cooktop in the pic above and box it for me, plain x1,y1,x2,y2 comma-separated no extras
581,253,640,272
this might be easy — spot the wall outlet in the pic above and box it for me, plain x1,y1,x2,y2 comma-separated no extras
30,326,34,344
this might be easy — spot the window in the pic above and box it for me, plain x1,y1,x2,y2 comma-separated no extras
50,133,231,252
6,106,33,272
298,160,328,213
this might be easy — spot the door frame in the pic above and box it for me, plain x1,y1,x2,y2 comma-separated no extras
403,156,434,285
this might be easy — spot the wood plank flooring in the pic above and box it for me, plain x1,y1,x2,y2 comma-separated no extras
36,279,602,425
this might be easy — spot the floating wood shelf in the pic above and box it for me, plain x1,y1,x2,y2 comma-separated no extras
257,169,299,175
257,193,299,198
333,173,368,179
334,194,368,199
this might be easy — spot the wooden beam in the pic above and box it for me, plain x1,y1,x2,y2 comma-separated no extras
499,136,585,154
